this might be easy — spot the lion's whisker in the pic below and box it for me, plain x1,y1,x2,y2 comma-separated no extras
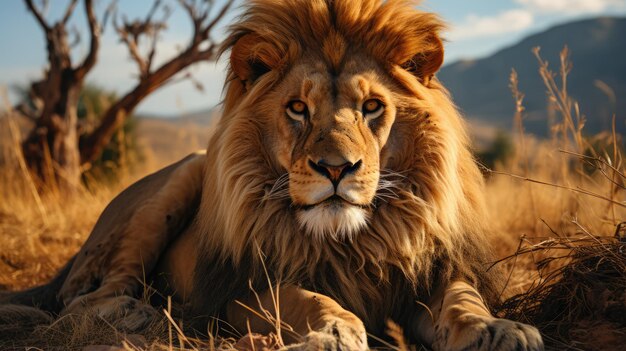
375,176,403,204
377,189,400,198
374,193,399,203
379,169,410,179
263,174,291,202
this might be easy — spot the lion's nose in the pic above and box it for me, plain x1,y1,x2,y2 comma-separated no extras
308,158,362,186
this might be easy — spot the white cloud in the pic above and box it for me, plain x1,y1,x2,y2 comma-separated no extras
446,0,625,42
449,9,534,41
516,0,626,14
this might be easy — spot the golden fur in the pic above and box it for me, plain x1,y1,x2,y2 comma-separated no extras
2,1,543,350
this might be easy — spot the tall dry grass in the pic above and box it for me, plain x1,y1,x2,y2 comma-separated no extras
484,47,624,293
483,47,625,350
0,109,118,291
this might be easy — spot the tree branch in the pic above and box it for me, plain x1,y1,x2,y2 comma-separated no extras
144,0,162,25
79,0,234,165
24,0,51,32
115,16,148,76
15,102,40,121
74,0,101,80
101,0,116,33
146,3,172,73
178,0,206,41
61,0,79,25
197,42,218,60
201,0,233,39
114,1,170,78
69,25,81,48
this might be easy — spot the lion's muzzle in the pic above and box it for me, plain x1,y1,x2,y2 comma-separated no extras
289,122,378,239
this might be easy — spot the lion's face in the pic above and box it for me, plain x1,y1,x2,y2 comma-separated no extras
266,54,398,239
223,0,448,241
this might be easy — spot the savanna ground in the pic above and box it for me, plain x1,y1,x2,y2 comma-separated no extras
0,50,624,350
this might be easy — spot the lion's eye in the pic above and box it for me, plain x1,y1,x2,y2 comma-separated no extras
286,100,308,122
362,99,384,120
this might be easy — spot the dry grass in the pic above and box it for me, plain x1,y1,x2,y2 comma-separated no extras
137,117,213,170
482,47,625,350
0,113,114,292
498,234,626,350
0,47,624,350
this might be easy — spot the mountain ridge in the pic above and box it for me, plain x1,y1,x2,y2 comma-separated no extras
439,16,626,136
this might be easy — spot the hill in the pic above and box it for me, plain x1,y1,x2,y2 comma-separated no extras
439,17,626,136
136,108,218,168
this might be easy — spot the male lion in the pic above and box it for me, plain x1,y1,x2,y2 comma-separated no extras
3,0,543,350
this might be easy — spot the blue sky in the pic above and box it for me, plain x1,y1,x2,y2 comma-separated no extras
1,0,625,115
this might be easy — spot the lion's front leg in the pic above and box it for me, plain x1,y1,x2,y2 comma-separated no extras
413,281,543,351
226,286,368,351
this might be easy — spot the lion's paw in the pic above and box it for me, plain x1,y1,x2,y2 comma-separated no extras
284,319,368,351
64,295,157,333
434,315,543,351
234,333,281,351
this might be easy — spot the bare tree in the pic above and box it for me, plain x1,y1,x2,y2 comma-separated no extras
20,0,233,190
20,0,103,189
80,0,233,166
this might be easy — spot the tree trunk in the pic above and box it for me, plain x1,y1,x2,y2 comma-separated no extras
22,84,82,191
21,23,83,191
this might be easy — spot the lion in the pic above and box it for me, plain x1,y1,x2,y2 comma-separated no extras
2,0,543,350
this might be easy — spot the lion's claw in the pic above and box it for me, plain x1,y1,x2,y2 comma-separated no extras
434,315,543,351
283,320,368,351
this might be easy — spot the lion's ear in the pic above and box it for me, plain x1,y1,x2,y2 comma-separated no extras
400,34,444,85
230,33,278,83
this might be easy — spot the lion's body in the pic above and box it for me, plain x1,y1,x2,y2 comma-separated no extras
1,1,544,350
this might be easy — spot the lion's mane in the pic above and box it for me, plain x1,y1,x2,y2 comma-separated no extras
191,0,498,331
